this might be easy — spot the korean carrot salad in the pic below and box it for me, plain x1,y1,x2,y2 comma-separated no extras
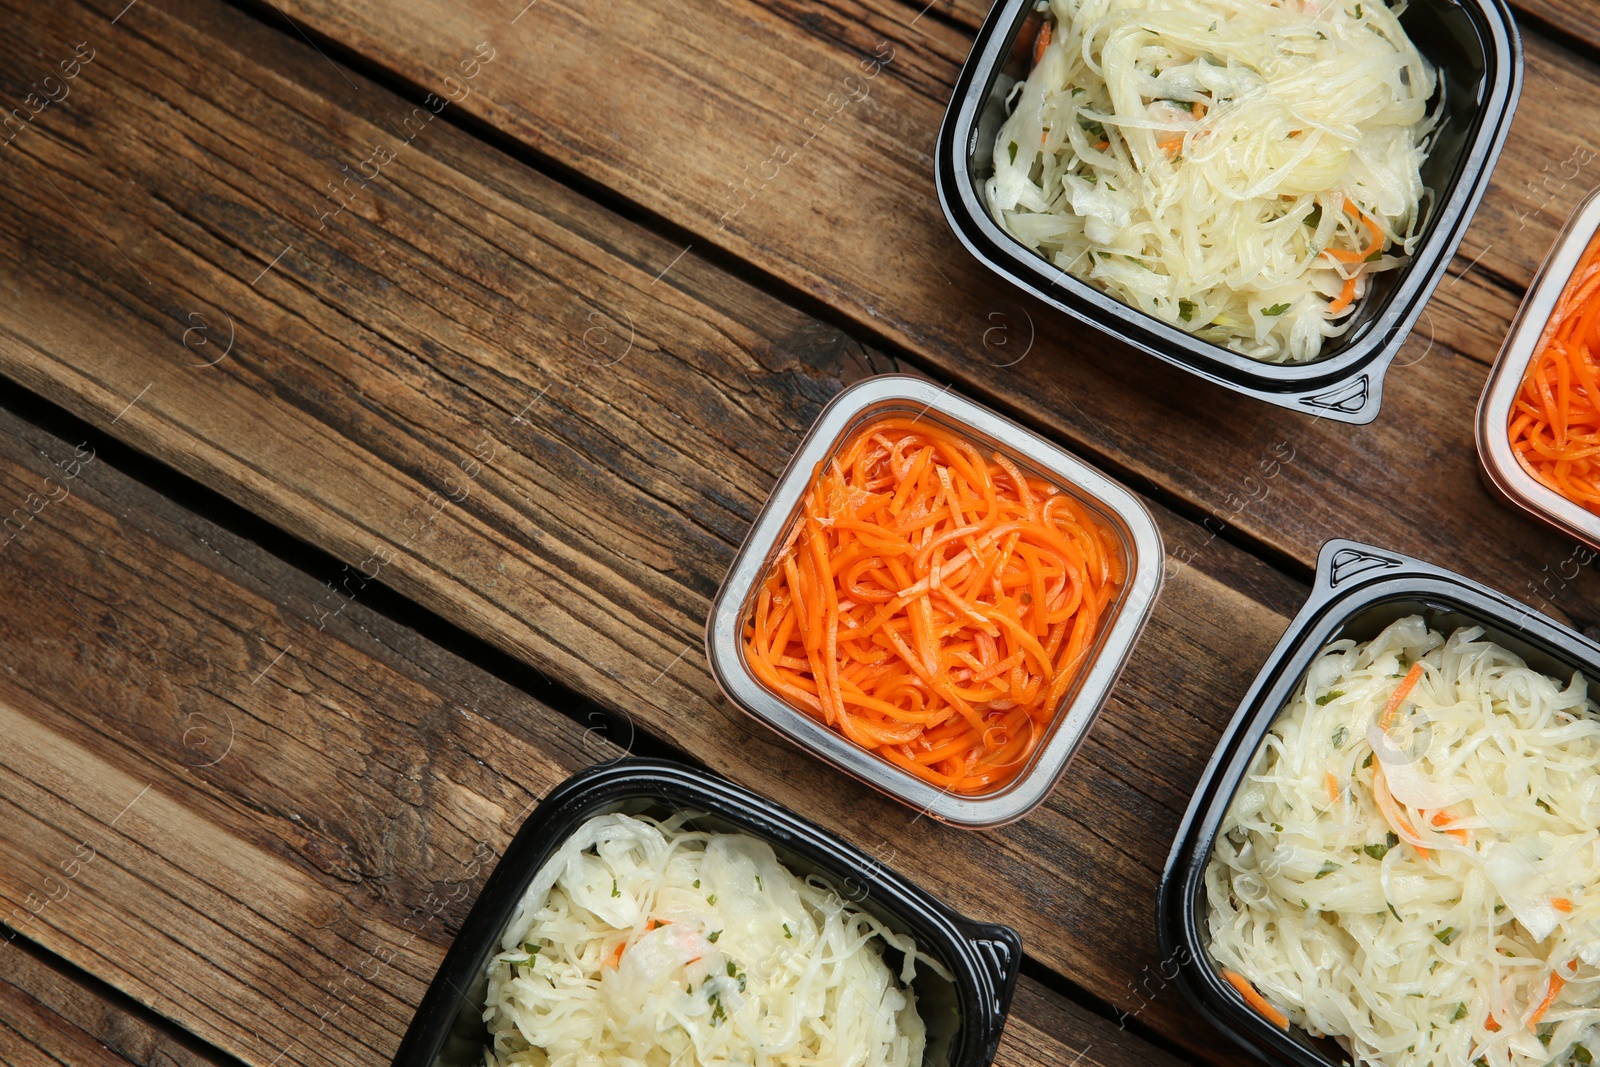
987,0,1439,363
483,813,936,1067
743,417,1123,795
1510,228,1600,513
1206,616,1600,1067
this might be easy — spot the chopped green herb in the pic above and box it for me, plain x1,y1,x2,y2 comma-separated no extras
1317,689,1344,705
1008,142,1018,165
611,878,620,898
1539,1032,1553,1048
1366,249,1383,262
1179,299,1196,322
1305,203,1323,228
708,930,722,943
783,923,793,939
1364,838,1394,861
1363,753,1374,769
1262,302,1292,316
1332,726,1348,747
727,959,738,977
1494,903,1506,914
1388,901,1403,921
1354,3,1364,16
1435,927,1456,946
755,876,763,891
1574,1045,1592,1064
1453,1003,1469,1021
1315,860,1341,879
709,992,727,1025
693,879,700,889
1271,822,1284,833
707,893,718,906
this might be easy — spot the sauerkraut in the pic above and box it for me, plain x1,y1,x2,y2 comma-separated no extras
1206,617,1600,1067
987,0,1438,363
483,812,934,1067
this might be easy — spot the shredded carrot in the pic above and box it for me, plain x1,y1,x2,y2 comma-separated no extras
1553,897,1574,912
1094,138,1110,151
744,417,1124,795
1321,198,1387,316
1529,970,1568,1027
1192,99,1207,119
1221,969,1290,1030
1486,1015,1502,1032
1328,273,1359,316
1325,771,1340,804
1033,19,1053,66
1427,809,1470,842
1509,227,1600,514
1159,134,1185,155
1378,661,1424,731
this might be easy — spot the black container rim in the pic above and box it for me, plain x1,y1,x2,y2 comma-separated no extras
935,0,1523,423
1154,539,1600,1067
392,757,1024,1067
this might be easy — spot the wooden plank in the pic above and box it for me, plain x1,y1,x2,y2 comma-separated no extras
236,0,1600,619
0,403,1196,1067
0,0,1308,1059
0,943,232,1067
1515,2,1600,58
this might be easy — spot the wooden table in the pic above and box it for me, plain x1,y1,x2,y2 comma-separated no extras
2,0,1597,1063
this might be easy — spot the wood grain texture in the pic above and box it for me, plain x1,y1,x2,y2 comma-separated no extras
0,0,1317,1060
0,400,1199,1067
0,944,231,1067
241,0,1600,623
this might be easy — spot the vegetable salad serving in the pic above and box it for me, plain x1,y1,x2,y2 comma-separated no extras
1510,228,1600,514
744,417,1124,795
484,813,937,1067
1206,617,1600,1067
987,0,1439,363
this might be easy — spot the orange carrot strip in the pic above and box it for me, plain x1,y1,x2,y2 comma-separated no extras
1221,970,1290,1030
1032,19,1053,66
1379,662,1425,730
1528,971,1568,1027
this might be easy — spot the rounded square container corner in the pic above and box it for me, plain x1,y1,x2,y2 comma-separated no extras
1156,538,1600,1067
705,374,1165,829
391,758,1024,1067
1477,185,1600,553
936,0,1522,423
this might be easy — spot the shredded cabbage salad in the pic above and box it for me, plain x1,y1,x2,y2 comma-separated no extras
483,813,936,1067
987,0,1439,363
1207,617,1600,1067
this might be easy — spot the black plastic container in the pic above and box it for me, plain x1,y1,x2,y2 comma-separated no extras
1156,539,1600,1066
935,0,1522,423
392,759,1022,1067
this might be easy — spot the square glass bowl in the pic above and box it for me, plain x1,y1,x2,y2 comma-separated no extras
935,0,1522,423
1478,186,1600,552
1157,538,1600,1067
390,759,1022,1067
706,375,1164,828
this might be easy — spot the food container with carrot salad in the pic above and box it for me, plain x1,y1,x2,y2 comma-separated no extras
1479,188,1600,551
706,376,1163,828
